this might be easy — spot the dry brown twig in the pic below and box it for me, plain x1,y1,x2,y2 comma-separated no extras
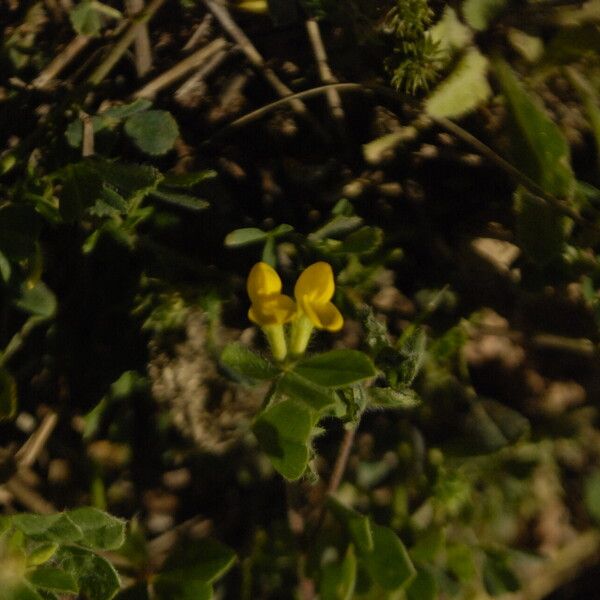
175,45,232,107
305,18,345,130
202,0,315,120
2,412,59,514
134,37,230,99
126,0,153,77
32,35,91,89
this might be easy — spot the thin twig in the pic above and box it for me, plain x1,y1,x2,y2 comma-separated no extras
327,428,356,495
5,477,55,514
32,35,91,89
81,111,95,157
305,18,345,129
183,13,214,51
126,0,153,77
431,115,590,227
210,80,600,231
87,0,166,85
202,0,309,117
0,316,47,368
15,412,59,468
175,46,232,107
208,82,366,141
133,37,229,99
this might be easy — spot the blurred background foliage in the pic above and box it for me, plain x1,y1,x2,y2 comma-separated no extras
2,0,600,598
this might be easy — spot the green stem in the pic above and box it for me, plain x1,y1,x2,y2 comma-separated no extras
264,324,287,362
289,314,313,357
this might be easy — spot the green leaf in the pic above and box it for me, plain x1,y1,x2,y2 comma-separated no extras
27,567,78,594
410,528,446,563
398,327,427,385
153,579,212,600
406,569,437,600
70,0,104,36
425,48,492,119
464,398,530,453
221,343,279,381
483,553,519,595
124,111,179,156
14,282,57,319
293,350,376,388
27,543,59,567
447,543,477,583
66,508,125,551
277,372,338,412
428,7,472,58
493,58,575,198
0,204,42,260
252,399,313,480
159,538,236,584
5,583,44,600
337,227,383,255
65,115,110,148
161,170,216,188
59,162,103,221
149,189,209,212
584,470,600,525
12,514,82,545
88,160,162,204
367,387,420,410
327,497,374,554
0,367,18,420
224,228,268,247
309,215,363,241
462,0,507,31
0,249,11,283
89,186,129,217
271,224,294,237
362,524,415,590
320,545,357,600
54,546,120,600
101,99,152,120
514,186,569,264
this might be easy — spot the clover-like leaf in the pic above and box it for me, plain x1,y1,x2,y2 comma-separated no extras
293,350,376,388
124,111,179,156
252,399,313,480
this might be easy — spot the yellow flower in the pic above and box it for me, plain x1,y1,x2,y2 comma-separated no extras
294,262,343,331
247,262,296,327
289,262,343,357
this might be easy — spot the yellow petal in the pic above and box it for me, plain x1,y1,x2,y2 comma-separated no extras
300,299,344,331
294,262,335,304
249,294,296,326
247,262,282,304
